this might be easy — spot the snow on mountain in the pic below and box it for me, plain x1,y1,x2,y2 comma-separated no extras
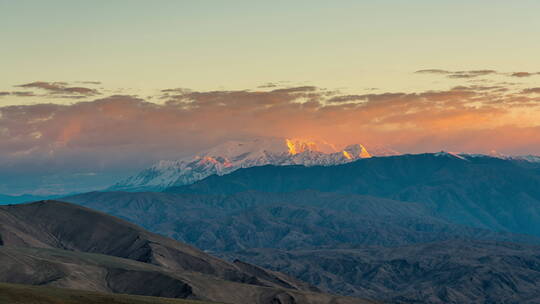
110,138,390,191
513,155,540,163
462,152,540,163
438,151,540,164
110,141,539,192
434,151,469,161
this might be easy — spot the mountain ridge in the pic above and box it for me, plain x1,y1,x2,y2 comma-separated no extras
165,153,540,236
110,137,394,191
110,135,540,193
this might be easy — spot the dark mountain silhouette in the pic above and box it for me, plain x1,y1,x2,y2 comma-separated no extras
166,153,540,237
0,200,370,304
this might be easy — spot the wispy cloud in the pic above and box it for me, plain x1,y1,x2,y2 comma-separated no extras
257,82,279,88
417,69,540,80
416,69,498,79
522,87,540,94
77,81,102,85
511,72,534,78
447,70,498,79
10,91,37,97
510,72,540,78
415,69,452,75
15,81,100,96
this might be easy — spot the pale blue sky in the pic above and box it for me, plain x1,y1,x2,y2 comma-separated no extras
1,0,539,100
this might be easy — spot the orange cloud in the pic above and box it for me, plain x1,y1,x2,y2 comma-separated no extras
522,87,540,94
1,84,540,178
511,72,540,78
2,82,540,194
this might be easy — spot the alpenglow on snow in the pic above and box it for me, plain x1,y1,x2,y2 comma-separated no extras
110,137,398,191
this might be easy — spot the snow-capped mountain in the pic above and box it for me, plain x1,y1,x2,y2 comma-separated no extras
513,155,540,163
434,151,540,164
110,137,394,191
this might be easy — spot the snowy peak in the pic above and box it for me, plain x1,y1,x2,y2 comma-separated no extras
465,153,540,164
110,140,539,192
344,144,371,159
110,137,383,191
285,138,338,155
513,155,540,163
435,151,540,164
434,151,468,161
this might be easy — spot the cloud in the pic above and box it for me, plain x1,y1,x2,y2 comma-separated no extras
11,91,37,97
257,82,279,88
522,87,540,94
16,81,100,96
415,69,452,74
327,95,366,103
511,72,533,78
447,70,498,79
2,81,540,194
161,86,323,108
1,84,538,158
451,85,507,92
269,86,318,93
510,72,540,78
415,69,498,79
417,69,540,79
161,88,188,93
78,81,102,85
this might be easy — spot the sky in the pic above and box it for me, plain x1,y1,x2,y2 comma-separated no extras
0,1,539,194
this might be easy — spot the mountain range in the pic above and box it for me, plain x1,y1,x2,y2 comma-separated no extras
61,151,540,303
5,139,540,303
167,152,540,236
109,137,539,193
110,138,395,191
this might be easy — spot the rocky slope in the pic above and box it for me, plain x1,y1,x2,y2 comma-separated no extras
220,241,540,303
0,200,370,304
0,246,367,304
